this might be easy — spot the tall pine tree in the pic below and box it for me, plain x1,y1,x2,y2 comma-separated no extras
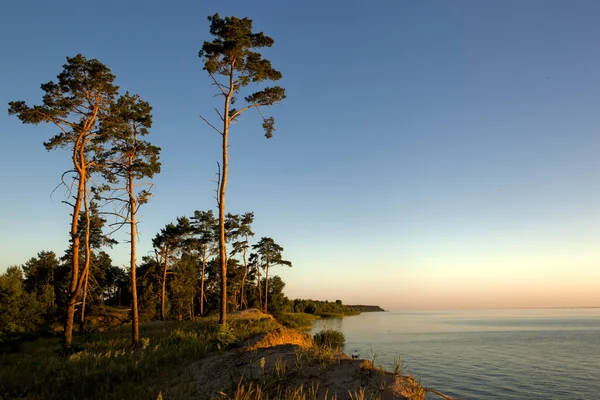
199,14,286,324
99,93,161,345
9,55,118,350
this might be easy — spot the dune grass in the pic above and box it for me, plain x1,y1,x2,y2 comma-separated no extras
312,329,346,351
1,313,433,400
0,317,279,400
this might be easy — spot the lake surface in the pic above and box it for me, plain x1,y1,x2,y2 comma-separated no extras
310,309,600,399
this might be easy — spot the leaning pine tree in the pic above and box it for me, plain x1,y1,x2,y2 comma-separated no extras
8,55,118,351
199,14,286,325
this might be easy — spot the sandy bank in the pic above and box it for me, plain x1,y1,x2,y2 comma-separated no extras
164,309,446,399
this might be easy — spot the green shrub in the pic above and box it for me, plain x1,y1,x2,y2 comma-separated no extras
303,301,317,314
214,324,238,349
313,329,345,351
168,329,199,345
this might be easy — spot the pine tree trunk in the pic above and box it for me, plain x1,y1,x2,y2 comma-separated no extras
257,266,263,311
240,241,247,309
161,248,169,320
232,291,238,312
80,191,92,334
218,74,232,326
200,250,207,315
51,263,55,308
80,269,89,333
264,264,270,313
64,143,87,351
64,299,76,349
130,165,140,345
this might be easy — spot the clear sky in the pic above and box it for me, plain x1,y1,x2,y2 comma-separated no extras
1,1,599,310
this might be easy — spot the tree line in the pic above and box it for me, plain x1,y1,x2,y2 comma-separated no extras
3,14,287,351
0,209,293,348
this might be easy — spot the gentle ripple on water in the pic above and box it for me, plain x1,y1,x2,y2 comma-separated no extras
310,309,600,399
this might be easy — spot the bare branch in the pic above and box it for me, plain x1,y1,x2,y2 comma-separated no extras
50,169,76,202
214,161,221,207
200,115,223,135
208,72,227,96
99,196,129,204
106,219,129,236
254,105,268,121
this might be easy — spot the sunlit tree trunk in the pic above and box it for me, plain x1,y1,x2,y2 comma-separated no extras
240,239,248,309
161,248,169,320
264,263,270,313
257,266,263,311
65,138,87,349
218,68,233,325
80,269,89,333
79,188,92,334
200,247,207,315
129,157,140,345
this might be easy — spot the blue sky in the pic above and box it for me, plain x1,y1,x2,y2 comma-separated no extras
1,1,599,309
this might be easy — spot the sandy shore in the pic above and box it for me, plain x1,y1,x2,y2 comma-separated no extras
164,310,433,399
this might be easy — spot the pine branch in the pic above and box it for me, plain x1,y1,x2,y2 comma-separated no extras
200,115,223,135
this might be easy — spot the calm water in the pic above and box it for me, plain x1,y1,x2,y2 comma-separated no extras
310,309,600,399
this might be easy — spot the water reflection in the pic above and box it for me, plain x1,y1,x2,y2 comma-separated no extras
311,308,600,335
308,309,600,399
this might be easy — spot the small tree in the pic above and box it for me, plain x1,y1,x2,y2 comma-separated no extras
229,212,254,309
252,237,291,313
190,210,218,315
169,254,197,321
199,14,286,325
264,275,290,314
8,54,118,350
0,267,48,337
247,252,262,310
152,219,187,321
22,251,59,309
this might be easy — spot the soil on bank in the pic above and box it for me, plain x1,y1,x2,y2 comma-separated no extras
165,310,426,399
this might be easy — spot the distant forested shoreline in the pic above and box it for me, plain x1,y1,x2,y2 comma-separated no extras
345,305,385,313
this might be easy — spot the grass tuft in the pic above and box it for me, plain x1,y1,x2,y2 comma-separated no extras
312,329,345,351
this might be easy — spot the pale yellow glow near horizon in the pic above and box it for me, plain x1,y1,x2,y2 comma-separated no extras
283,253,600,310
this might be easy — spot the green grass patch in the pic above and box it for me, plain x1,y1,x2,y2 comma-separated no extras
0,317,280,400
276,313,320,329
316,311,344,318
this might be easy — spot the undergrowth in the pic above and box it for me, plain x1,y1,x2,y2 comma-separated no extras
276,313,320,329
313,329,345,351
0,317,279,400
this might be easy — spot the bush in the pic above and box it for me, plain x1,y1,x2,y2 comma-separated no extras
313,329,345,351
303,301,317,314
168,329,199,345
214,324,238,349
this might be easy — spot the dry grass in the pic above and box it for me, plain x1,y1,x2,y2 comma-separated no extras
247,327,312,351
225,308,275,321
390,376,426,400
